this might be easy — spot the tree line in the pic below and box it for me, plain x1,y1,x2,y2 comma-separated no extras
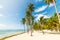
21,0,60,36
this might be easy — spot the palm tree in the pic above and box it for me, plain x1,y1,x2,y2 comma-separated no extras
47,13,59,31
25,11,31,33
25,3,34,36
52,13,59,31
39,16,44,30
21,18,26,32
44,0,60,32
30,15,34,36
39,16,47,30
39,16,48,34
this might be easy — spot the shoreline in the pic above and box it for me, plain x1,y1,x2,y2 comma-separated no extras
1,30,60,40
4,31,60,40
0,32,25,40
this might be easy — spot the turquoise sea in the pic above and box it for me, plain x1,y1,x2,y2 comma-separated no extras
0,30,24,37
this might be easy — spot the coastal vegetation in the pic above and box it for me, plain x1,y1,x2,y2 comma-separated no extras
21,3,34,36
21,0,60,36
44,0,60,32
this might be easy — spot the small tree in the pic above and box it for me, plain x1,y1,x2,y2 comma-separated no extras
21,18,26,32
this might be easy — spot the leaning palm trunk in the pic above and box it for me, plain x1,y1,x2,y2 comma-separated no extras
25,18,29,33
53,0,60,32
30,20,33,36
24,24,25,32
27,23,29,33
30,17,34,36
30,24,33,36
27,25,29,32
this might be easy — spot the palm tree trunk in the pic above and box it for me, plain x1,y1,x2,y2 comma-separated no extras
53,0,59,32
27,25,29,33
25,18,29,33
24,25,25,32
30,24,33,36
30,19,33,36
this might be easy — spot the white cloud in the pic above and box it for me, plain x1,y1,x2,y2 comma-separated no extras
35,5,48,12
0,14,4,17
49,3,54,7
35,14,50,21
0,5,3,8
0,24,6,27
0,24,7,30
0,24,21,30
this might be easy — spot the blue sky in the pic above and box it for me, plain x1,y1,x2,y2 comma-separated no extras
0,0,60,30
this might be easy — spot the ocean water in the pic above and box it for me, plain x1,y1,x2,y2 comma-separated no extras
0,30,24,37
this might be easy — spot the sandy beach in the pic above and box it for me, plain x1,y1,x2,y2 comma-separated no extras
1,31,60,40
0,0,60,40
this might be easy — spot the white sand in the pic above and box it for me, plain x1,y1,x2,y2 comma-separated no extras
5,31,60,40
